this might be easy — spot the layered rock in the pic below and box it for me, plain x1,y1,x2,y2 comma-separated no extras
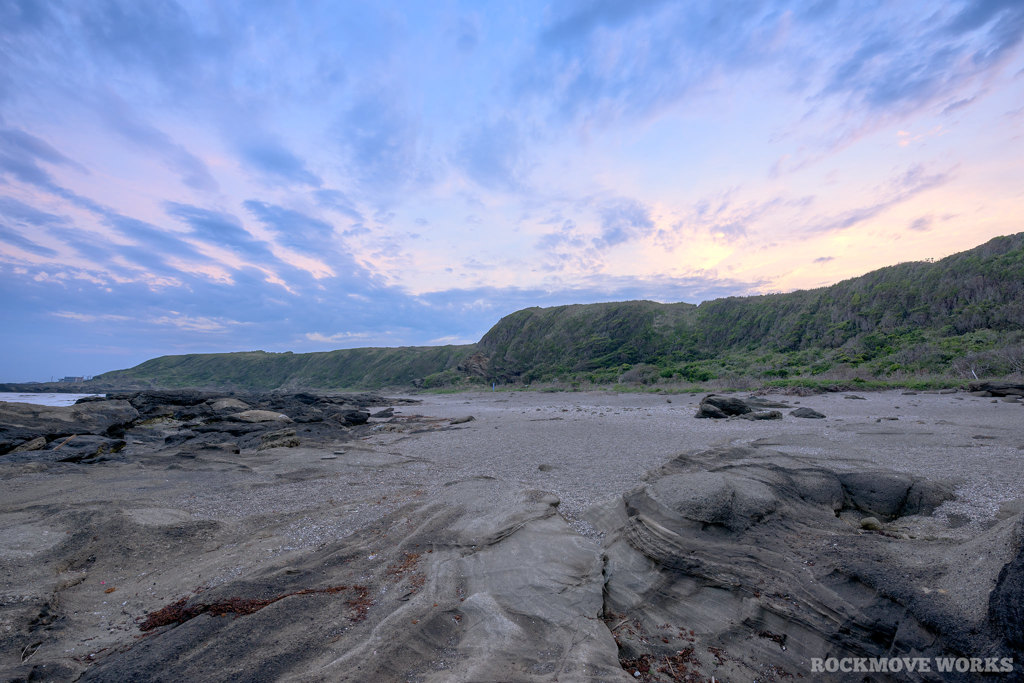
80,481,629,682
587,446,1014,681
0,391,412,465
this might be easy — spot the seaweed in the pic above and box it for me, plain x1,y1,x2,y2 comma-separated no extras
139,584,369,631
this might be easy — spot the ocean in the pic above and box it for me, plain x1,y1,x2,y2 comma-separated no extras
0,392,104,407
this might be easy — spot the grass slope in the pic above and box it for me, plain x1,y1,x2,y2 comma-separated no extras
95,345,475,390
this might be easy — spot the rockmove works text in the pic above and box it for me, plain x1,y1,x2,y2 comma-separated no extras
811,657,1014,674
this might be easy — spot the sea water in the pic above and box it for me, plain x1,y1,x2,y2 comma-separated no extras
0,392,104,407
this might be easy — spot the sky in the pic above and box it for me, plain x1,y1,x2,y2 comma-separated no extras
1,1,1023,381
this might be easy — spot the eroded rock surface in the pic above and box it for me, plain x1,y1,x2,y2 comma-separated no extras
76,481,628,682
0,391,415,466
586,446,1017,682
3,392,1023,682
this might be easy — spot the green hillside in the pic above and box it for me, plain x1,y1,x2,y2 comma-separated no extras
480,232,1024,385
91,232,1024,391
94,345,475,390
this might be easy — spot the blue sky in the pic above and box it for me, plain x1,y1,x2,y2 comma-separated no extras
1,0,1022,381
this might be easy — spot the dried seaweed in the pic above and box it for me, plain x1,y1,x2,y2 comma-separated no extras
139,584,367,631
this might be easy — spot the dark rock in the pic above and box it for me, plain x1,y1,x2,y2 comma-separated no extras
969,381,1024,397
694,395,753,418
371,408,394,418
990,538,1024,653
790,407,826,419
162,431,197,447
694,395,788,420
331,409,369,426
588,447,991,681
0,400,139,455
838,471,953,520
50,435,127,463
9,435,46,452
694,402,728,419
257,428,300,451
109,390,215,418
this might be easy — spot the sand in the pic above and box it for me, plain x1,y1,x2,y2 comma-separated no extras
2,389,1022,680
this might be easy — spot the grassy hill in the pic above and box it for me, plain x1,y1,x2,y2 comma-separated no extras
89,232,1024,391
479,232,1024,386
93,345,475,391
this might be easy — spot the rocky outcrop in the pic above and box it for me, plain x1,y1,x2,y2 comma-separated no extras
968,381,1024,397
990,536,1024,657
0,391,412,463
0,400,138,454
80,481,629,682
586,446,1010,681
694,394,790,419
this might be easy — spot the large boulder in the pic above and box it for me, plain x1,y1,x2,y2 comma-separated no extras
694,395,788,419
694,395,753,418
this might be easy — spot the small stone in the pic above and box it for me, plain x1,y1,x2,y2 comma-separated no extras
860,517,883,531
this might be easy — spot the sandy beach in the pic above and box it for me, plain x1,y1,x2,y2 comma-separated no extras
2,389,1022,681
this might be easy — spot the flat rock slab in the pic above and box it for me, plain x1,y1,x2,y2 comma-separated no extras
78,480,629,682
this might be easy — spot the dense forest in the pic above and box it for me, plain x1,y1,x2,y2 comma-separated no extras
62,232,1024,391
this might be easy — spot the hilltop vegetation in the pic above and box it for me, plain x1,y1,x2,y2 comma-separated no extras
93,345,474,391
480,232,1024,387
87,232,1024,391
